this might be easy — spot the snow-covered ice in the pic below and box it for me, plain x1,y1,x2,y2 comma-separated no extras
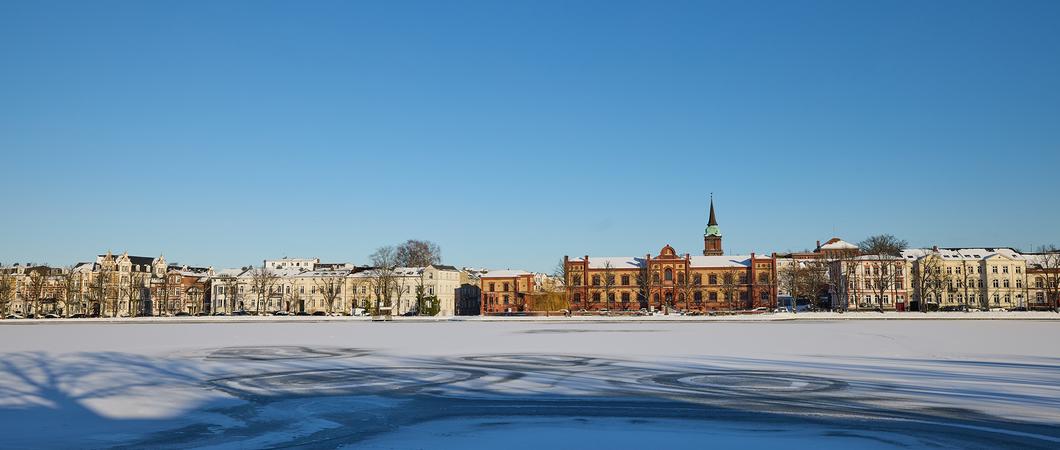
1,319,1058,448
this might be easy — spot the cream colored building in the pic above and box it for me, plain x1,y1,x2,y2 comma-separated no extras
829,255,911,310
901,248,1028,310
347,265,461,316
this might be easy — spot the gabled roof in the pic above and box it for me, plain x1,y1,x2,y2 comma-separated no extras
818,238,858,251
901,248,1025,261
480,269,532,278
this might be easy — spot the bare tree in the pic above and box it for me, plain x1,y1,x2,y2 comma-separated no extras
285,280,302,313
0,271,14,317
217,274,242,313
636,263,654,311
859,234,908,311
156,270,174,315
396,240,442,315
600,262,617,313
1031,245,1060,310
22,269,47,317
368,246,402,315
720,271,741,311
315,273,345,314
677,269,699,313
912,253,949,312
92,264,112,317
249,266,279,314
58,267,81,317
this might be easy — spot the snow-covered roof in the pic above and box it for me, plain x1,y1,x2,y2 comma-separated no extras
480,269,532,278
689,255,755,268
574,255,760,269
901,248,1024,261
582,257,646,269
819,238,858,251
295,268,352,278
212,268,247,278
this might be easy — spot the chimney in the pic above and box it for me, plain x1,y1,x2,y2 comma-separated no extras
816,240,821,250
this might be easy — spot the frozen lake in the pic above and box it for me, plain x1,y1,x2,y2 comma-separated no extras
0,320,1058,448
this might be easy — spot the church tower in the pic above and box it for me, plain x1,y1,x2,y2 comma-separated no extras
703,196,723,256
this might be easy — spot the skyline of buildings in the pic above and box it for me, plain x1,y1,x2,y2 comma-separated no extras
3,200,1057,317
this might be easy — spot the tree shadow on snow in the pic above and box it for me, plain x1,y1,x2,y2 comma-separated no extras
0,349,1058,449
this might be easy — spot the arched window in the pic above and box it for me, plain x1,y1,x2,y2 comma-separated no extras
573,293,581,303
664,268,673,281
693,291,702,302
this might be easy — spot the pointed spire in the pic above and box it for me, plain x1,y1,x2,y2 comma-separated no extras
708,194,718,226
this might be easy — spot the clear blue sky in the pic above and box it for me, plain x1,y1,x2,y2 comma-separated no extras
2,1,1058,272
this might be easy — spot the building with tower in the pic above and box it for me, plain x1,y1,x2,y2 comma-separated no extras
703,196,723,256
563,199,777,313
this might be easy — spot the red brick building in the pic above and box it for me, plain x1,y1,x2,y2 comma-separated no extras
564,199,777,312
480,270,537,314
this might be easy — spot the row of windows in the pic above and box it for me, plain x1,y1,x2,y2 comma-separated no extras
571,290,769,303
573,272,768,286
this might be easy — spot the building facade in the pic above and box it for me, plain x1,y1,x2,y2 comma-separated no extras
563,200,777,313
902,247,1028,310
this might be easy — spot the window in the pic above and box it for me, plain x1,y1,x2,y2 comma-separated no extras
760,291,768,301
1003,279,1010,288
621,275,630,286
758,274,769,283
709,291,718,301
573,293,581,303
693,274,702,285
664,268,673,281
592,275,600,286
592,292,601,302
503,295,509,305
1003,266,1009,274
992,266,998,274
608,293,615,303
992,279,999,288
489,283,495,292
693,291,702,302
677,273,685,284
503,282,510,291
709,274,717,285
621,292,630,303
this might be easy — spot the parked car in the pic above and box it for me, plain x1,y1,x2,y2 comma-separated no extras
212,311,228,316
295,311,311,316
1007,307,1028,312
273,310,291,316
312,311,327,316
5,314,24,320
69,313,86,319
194,312,209,316
231,310,249,316
175,311,191,317
43,313,61,319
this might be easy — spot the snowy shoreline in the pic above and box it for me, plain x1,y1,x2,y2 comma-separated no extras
2,310,1059,325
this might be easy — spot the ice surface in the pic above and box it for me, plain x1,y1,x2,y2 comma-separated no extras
0,319,1058,448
